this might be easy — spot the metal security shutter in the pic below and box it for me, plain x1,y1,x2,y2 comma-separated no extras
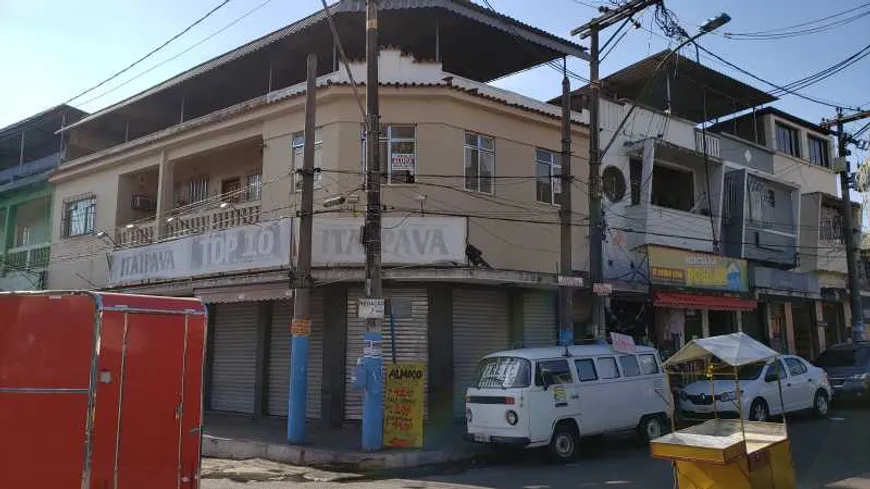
211,302,259,414
452,288,510,416
523,290,557,347
345,287,428,420
267,293,324,418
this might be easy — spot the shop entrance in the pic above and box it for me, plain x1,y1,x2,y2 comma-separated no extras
822,301,846,348
708,310,736,336
792,301,817,360
768,302,788,354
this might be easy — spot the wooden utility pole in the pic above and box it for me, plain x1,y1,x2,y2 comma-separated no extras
288,53,318,444
822,108,870,342
571,0,659,338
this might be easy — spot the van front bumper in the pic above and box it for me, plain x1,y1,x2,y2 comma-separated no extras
464,433,530,447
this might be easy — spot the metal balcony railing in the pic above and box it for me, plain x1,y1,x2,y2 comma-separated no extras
117,201,261,247
3,243,51,271
695,130,720,159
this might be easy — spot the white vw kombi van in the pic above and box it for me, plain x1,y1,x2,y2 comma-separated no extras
464,344,671,461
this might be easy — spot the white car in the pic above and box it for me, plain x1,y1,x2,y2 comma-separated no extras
678,355,832,421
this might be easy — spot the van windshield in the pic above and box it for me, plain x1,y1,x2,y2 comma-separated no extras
473,356,532,389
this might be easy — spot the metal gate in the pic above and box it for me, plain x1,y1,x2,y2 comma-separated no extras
523,290,556,347
452,287,510,416
344,287,428,420
210,302,259,414
267,293,324,418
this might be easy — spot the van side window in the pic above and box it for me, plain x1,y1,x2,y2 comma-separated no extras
619,355,640,377
536,359,573,386
639,354,659,374
596,357,620,379
574,358,598,382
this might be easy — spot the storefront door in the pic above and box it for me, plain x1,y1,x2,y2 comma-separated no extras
822,302,845,348
792,301,817,360
769,303,787,353
708,310,736,336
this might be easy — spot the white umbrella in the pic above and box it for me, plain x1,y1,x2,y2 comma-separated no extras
663,332,779,367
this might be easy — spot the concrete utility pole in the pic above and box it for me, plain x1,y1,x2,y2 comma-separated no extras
288,53,318,444
558,59,574,344
361,0,384,452
823,108,870,343
571,0,659,338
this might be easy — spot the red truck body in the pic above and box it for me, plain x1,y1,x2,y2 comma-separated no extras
0,291,207,489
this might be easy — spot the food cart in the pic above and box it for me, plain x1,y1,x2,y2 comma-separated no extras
650,332,796,489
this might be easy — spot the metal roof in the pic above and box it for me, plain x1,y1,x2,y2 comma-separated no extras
0,104,86,138
63,0,586,134
556,51,777,123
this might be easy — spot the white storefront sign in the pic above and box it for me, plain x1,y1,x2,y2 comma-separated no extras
310,216,466,266
108,219,293,286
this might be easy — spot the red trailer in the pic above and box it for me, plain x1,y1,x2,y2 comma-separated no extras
0,291,207,489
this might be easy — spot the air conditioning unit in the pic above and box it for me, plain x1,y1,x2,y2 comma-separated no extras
131,195,157,212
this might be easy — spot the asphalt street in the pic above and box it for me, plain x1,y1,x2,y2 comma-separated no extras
203,407,870,489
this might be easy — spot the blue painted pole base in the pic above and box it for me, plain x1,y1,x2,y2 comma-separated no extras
288,334,309,444
361,331,384,452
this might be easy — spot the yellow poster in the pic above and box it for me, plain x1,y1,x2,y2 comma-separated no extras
384,362,425,448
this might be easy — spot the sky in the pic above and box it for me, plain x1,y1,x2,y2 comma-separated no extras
0,0,867,166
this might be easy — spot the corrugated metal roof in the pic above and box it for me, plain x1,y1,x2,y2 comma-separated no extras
0,104,87,137
63,0,586,133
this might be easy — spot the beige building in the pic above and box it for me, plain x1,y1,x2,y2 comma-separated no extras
48,2,590,424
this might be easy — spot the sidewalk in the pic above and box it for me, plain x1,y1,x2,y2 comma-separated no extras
202,413,481,472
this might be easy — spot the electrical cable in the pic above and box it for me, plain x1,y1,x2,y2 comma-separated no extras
722,2,870,40
64,0,233,105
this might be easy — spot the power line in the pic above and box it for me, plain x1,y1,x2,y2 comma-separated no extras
64,0,233,105
723,2,870,40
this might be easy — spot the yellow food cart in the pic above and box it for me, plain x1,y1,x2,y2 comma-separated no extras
650,332,796,489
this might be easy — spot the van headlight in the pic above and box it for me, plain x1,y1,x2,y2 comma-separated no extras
466,408,473,423
505,410,518,426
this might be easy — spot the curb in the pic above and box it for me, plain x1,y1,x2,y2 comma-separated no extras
202,435,476,472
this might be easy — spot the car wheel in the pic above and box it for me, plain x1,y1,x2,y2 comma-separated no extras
749,398,769,421
549,422,579,462
637,414,667,443
813,389,829,417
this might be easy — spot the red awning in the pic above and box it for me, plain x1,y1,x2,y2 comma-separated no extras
653,292,757,311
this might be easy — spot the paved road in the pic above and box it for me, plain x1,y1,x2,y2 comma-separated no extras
203,407,870,489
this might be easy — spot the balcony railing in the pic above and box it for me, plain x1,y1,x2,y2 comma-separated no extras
3,243,51,271
118,201,261,247
695,130,720,159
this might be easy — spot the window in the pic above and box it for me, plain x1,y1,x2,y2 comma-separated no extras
361,125,416,184
221,177,242,203
629,157,642,205
808,136,830,167
596,357,620,380
651,164,694,212
536,359,573,386
574,358,598,382
619,355,640,377
639,354,659,375
535,149,561,204
764,360,786,382
15,224,32,247
473,356,531,389
293,130,324,191
602,166,626,203
464,132,494,194
63,196,96,237
188,176,208,205
775,123,800,158
246,173,262,202
784,357,808,376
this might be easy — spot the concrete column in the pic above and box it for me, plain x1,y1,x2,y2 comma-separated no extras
508,288,525,349
253,301,272,418
784,303,796,354
640,139,656,206
701,309,710,338
427,284,453,429
155,151,174,236
1,205,13,253
204,303,217,411
321,285,348,428
735,311,743,333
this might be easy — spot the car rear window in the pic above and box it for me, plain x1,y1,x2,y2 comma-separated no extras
815,347,867,368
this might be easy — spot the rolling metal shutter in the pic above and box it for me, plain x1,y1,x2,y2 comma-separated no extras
345,287,428,420
452,287,510,416
210,302,259,414
267,293,324,418
523,290,557,348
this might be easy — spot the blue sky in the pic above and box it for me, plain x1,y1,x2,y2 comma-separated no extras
1,0,867,155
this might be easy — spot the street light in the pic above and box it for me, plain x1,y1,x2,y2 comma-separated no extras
699,13,731,34
96,231,119,248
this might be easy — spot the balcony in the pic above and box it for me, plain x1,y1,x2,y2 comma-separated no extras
117,200,261,246
3,243,51,271
694,130,720,159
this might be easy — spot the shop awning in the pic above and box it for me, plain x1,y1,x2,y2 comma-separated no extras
194,283,294,303
653,292,757,311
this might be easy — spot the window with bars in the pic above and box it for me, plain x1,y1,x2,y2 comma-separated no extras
775,123,801,158
15,224,32,247
464,132,494,194
246,173,262,201
292,130,324,192
62,195,96,238
361,125,416,184
188,177,209,204
807,135,830,167
535,149,562,204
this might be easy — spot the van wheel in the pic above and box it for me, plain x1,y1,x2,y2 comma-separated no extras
749,398,769,421
813,389,829,417
549,422,579,462
637,415,667,443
